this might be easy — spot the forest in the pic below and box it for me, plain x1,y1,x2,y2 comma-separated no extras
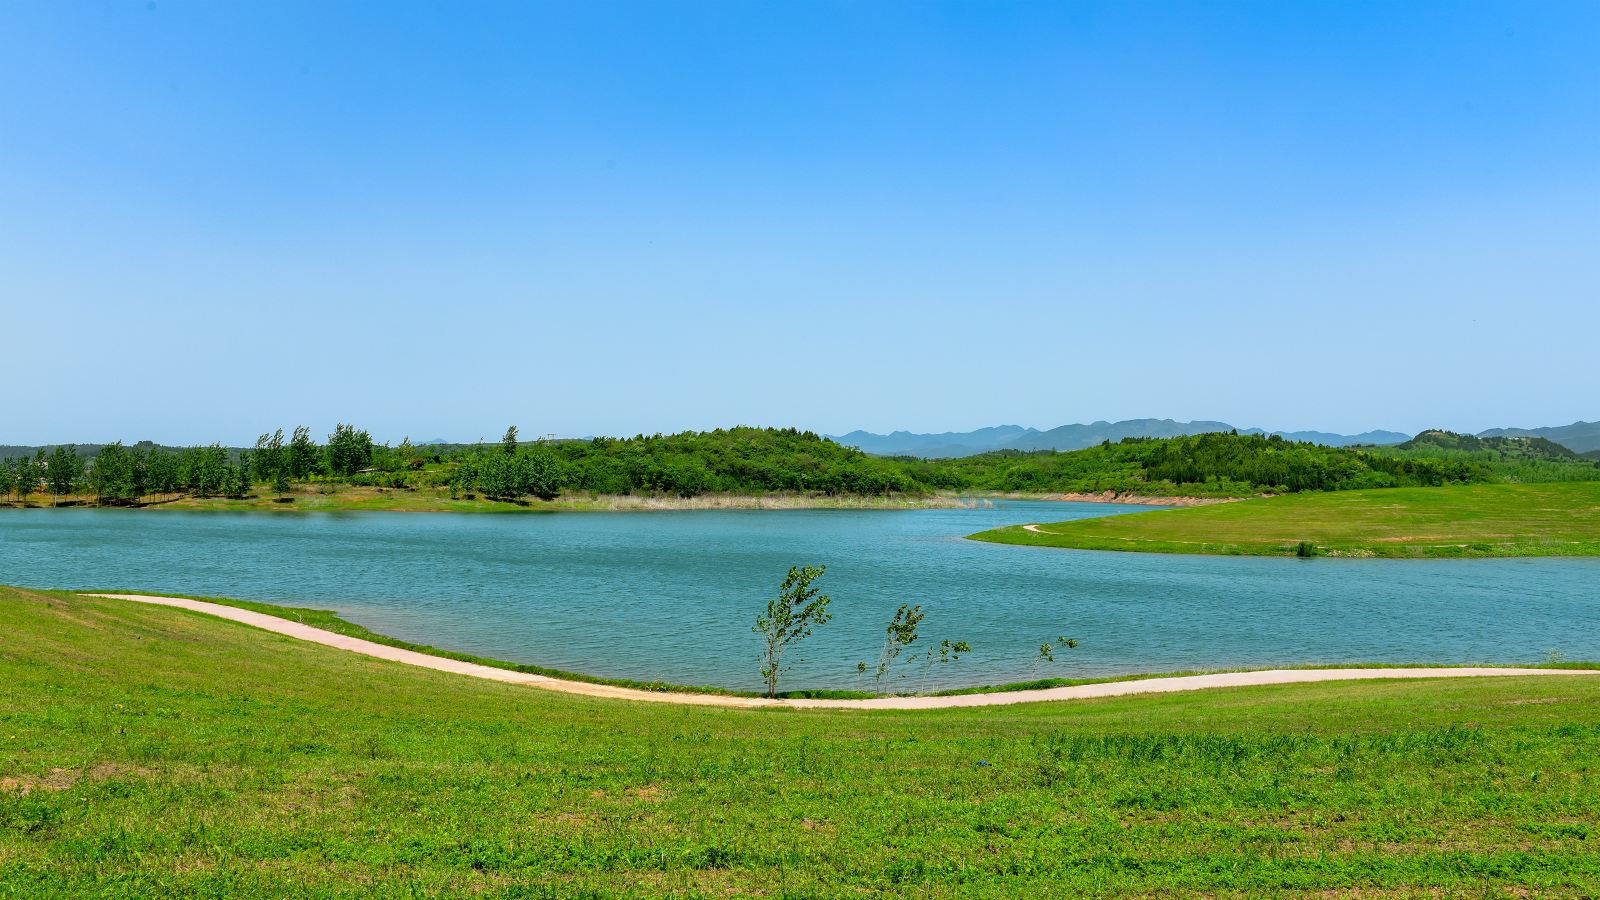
3,426,1597,506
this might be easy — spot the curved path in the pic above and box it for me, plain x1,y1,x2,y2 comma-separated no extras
86,593,1597,710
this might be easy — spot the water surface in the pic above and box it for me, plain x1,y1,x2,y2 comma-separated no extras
2,502,1595,691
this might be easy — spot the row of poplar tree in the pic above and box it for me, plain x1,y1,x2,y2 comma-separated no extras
0,424,377,504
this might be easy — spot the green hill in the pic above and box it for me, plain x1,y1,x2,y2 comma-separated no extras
1364,430,1600,484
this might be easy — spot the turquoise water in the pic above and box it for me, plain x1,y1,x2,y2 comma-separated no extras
3,501,1597,692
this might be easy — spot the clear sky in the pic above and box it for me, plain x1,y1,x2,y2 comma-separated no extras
3,1,1596,445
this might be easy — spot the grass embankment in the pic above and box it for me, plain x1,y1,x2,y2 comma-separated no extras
6,587,1600,895
118,592,1599,705
972,482,1600,559
2,486,971,514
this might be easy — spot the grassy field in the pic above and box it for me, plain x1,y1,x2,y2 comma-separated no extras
5,587,1600,896
971,482,1600,558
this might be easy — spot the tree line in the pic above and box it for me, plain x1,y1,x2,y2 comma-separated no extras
10,425,1583,507
0,424,379,504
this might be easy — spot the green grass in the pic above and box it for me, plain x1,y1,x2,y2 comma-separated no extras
6,587,1600,896
971,482,1600,559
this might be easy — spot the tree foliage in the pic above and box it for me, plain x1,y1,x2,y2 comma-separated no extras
754,565,832,698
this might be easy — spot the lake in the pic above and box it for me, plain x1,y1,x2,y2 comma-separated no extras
2,501,1596,692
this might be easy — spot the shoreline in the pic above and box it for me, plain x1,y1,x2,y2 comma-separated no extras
0,488,1246,513
81,592,1600,709
977,490,1244,507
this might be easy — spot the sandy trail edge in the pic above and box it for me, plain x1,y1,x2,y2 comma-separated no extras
84,593,1596,710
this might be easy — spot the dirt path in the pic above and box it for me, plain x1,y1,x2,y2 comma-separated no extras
85,593,1597,710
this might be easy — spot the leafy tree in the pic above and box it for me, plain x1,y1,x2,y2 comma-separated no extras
254,430,288,492
13,455,36,503
918,639,972,692
327,423,374,477
0,459,14,500
502,425,519,455
521,444,562,500
873,603,924,684
145,448,180,499
1036,635,1079,664
234,451,253,497
91,442,139,503
182,444,231,498
47,445,83,503
754,565,833,698
289,426,322,480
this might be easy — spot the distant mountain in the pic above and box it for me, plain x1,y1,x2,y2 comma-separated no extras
829,419,1410,458
1248,429,1414,447
1476,421,1600,455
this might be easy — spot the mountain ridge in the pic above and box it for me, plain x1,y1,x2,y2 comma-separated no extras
829,419,1413,458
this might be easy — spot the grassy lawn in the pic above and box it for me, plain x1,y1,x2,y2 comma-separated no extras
971,482,1600,558
4,587,1600,896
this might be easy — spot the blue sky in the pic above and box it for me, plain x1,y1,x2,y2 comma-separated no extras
2,1,1596,444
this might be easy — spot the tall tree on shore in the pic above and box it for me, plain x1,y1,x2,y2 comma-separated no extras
91,442,138,503
234,451,253,498
14,455,36,503
47,445,83,504
0,459,14,501
502,425,519,455
327,423,373,477
754,565,833,699
289,426,321,481
146,448,179,501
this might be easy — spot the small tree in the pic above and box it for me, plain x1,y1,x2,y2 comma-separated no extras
754,565,832,699
874,603,924,684
919,639,972,692
1035,635,1079,674
502,425,519,455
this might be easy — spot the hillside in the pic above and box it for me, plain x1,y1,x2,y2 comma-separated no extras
900,431,1485,498
1365,430,1600,484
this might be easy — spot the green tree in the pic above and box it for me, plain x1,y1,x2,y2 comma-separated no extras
254,430,287,491
0,459,14,501
234,451,253,497
918,639,972,692
754,565,833,699
522,444,563,500
502,425,519,455
14,455,36,503
289,426,322,481
47,445,83,504
327,423,374,477
873,603,924,684
91,442,138,503
145,448,180,500
1035,635,1079,675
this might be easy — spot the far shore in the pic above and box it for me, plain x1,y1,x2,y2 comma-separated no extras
0,487,1246,513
